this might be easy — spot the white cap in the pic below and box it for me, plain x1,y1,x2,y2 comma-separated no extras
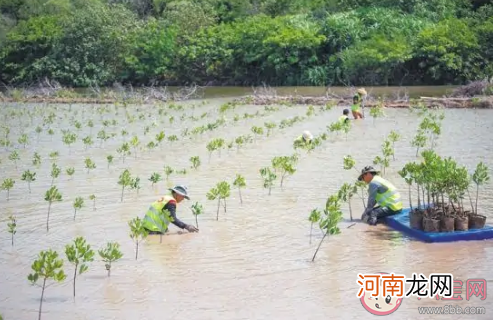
302,131,313,141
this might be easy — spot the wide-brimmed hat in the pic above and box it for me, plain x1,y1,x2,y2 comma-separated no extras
357,88,367,95
302,130,314,141
358,166,380,181
169,185,190,200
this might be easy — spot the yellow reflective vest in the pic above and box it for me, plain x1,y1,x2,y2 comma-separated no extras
142,195,175,232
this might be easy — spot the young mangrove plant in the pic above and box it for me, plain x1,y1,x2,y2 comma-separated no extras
164,166,174,181
66,167,75,178
308,209,321,244
73,197,84,220
149,172,162,188
388,130,401,160
373,139,393,175
107,155,114,169
251,126,264,140
8,150,19,169
369,101,385,123
207,181,231,220
264,122,277,136
338,183,358,221
117,142,131,163
190,156,201,170
18,133,29,148
7,215,17,246
343,155,358,172
89,194,96,210
49,151,58,162
155,131,165,146
130,176,141,194
129,217,148,260
472,162,490,215
272,155,298,187
260,167,277,195
191,202,204,228
168,135,178,142
233,174,246,204
62,131,77,154
28,249,66,320
82,136,93,150
21,169,36,193
411,130,427,157
117,169,133,202
206,138,225,160
65,237,94,297
312,194,343,262
1,178,15,200
84,158,96,173
50,163,61,185
33,152,42,167
98,242,123,277
44,186,62,231
130,136,140,158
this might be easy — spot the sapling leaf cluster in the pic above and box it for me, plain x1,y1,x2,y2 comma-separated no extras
164,166,174,180
472,162,490,215
7,215,17,246
118,169,133,202
28,249,67,320
338,183,358,221
21,169,36,193
190,156,201,169
18,133,29,148
89,194,96,210
272,155,298,187
32,152,42,167
260,167,277,195
308,209,321,244
65,237,94,297
191,202,204,228
8,150,19,169
84,158,96,173
50,163,61,185
207,181,231,220
388,130,401,160
233,174,246,204
206,138,225,160
73,197,84,220
149,172,162,187
117,142,131,163
129,217,149,260
107,155,114,168
1,178,15,200
311,194,343,262
45,186,62,231
98,242,123,277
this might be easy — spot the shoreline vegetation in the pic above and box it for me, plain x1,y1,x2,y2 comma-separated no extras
0,80,492,109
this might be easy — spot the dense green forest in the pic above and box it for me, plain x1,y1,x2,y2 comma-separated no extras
0,0,492,87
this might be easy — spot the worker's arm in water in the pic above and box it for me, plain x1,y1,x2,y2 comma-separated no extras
163,202,198,232
362,181,389,217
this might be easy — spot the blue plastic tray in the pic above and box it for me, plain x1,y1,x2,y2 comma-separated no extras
384,208,493,243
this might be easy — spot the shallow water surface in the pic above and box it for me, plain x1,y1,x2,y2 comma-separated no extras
0,100,492,320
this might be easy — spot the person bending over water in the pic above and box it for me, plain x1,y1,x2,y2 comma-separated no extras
142,185,199,234
351,88,366,119
358,166,403,226
339,109,350,124
293,130,313,149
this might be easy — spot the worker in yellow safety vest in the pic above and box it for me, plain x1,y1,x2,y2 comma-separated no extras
352,88,366,119
358,166,403,226
339,109,350,124
293,130,314,149
143,185,199,234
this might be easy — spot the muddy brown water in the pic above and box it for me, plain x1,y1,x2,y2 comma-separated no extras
0,99,492,320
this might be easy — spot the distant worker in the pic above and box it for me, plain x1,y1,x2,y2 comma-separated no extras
358,166,403,226
143,185,199,234
339,109,350,124
293,130,314,149
351,88,367,119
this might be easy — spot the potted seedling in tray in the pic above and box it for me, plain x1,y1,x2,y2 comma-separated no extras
65,237,94,297
469,162,490,229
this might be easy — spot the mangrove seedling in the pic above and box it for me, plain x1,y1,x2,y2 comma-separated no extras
8,150,19,169
35,126,42,142
33,152,42,167
251,126,264,140
66,167,75,178
118,169,133,202
45,186,62,231
312,194,343,262
306,105,315,117
84,158,96,173
107,155,114,169
369,102,385,123
388,130,401,160
260,167,277,195
164,166,174,180
233,174,246,204
21,169,36,193
50,163,61,185
264,122,276,136
28,249,66,320
1,178,15,200
191,202,204,228
373,139,393,175
130,176,141,194
65,237,94,297
49,151,58,161
206,138,225,160
129,217,148,260
62,131,77,154
7,215,17,246
272,155,298,187
167,135,178,142
155,131,165,145
18,133,29,148
411,130,427,157
149,172,162,187
82,136,93,150
89,194,96,210
398,164,416,211
343,155,358,172
472,162,490,214
130,136,140,158
207,181,231,220
190,156,201,169
97,130,110,147
117,142,131,163
338,183,358,221
73,197,84,220
308,209,321,244
98,242,123,277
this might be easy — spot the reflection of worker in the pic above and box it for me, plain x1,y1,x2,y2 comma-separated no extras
352,88,366,119
339,109,350,124
143,185,199,234
358,166,403,226
293,130,313,148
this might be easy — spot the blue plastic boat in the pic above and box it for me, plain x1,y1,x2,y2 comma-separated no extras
384,207,493,243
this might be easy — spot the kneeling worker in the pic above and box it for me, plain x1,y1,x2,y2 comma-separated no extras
358,166,403,226
293,130,314,149
143,185,199,234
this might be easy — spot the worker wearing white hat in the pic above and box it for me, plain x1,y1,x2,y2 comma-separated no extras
293,130,314,149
